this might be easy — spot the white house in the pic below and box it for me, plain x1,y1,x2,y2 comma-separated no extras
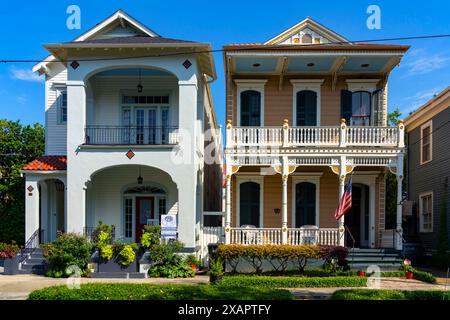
21,10,223,253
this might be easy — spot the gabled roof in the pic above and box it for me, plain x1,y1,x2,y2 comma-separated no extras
264,17,349,45
33,10,217,78
23,156,67,171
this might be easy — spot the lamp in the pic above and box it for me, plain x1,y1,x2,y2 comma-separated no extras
137,68,143,93
273,208,281,215
137,167,143,184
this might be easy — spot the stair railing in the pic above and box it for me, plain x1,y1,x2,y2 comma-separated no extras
18,229,41,264
345,225,356,266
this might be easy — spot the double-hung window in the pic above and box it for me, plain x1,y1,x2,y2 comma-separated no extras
419,192,433,233
420,121,432,164
58,90,67,124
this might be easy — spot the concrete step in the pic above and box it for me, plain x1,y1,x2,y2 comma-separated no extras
348,262,401,271
24,258,45,264
348,257,402,262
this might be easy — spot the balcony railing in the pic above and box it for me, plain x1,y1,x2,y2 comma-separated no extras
226,120,404,148
84,126,179,145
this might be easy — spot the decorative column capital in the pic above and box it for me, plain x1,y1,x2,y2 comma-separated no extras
226,119,232,129
283,119,289,129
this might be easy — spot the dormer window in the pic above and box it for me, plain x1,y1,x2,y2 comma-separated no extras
301,34,312,44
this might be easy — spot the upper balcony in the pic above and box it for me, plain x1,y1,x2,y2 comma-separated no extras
226,119,405,150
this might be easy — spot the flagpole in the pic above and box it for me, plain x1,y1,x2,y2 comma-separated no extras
338,174,346,247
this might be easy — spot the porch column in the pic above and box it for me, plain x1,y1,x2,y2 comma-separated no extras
66,181,86,235
225,174,232,244
395,153,404,250
25,177,40,243
39,181,48,243
281,173,288,244
338,157,347,247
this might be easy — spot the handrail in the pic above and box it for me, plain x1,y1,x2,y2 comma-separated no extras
18,229,41,264
345,225,355,266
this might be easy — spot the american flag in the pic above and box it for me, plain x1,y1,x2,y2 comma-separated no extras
334,176,352,220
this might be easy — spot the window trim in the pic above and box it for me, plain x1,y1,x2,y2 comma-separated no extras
420,120,433,165
291,79,324,126
235,80,267,126
56,88,67,125
236,175,264,228
419,191,433,233
291,174,321,227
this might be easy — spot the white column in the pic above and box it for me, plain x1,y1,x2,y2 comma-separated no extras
395,154,404,250
39,181,48,243
25,178,40,242
338,156,347,247
66,81,87,235
225,174,232,244
281,174,288,244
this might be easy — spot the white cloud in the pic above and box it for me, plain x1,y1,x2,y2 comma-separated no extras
17,96,28,105
404,53,450,76
401,86,444,114
10,68,43,82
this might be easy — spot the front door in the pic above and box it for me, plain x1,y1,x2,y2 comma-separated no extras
239,182,260,227
136,197,154,241
345,184,370,247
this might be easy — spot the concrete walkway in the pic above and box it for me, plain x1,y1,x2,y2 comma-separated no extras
289,277,449,300
0,274,209,300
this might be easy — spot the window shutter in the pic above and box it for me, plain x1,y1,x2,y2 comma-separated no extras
340,90,353,123
372,89,383,126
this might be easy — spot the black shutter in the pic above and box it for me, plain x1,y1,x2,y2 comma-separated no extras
372,89,382,126
341,90,353,123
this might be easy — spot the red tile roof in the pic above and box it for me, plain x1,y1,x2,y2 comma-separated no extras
23,156,67,171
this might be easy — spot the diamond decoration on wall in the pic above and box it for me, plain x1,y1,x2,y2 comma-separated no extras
70,60,80,70
27,185,34,192
126,150,135,159
182,59,192,69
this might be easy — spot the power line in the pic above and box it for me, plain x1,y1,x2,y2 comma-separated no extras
0,33,450,64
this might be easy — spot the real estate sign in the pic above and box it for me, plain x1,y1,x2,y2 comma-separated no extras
161,214,177,240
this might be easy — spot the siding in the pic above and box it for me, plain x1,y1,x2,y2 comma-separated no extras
45,64,68,155
228,75,386,126
407,104,450,250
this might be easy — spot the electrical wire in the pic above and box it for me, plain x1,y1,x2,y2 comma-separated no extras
0,33,449,64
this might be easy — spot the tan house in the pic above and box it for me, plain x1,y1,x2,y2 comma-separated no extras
222,18,409,249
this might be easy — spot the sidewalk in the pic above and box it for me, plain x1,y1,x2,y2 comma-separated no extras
289,277,448,300
0,274,209,300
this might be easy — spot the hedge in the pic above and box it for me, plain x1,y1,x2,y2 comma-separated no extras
28,283,294,300
379,270,436,284
216,244,348,273
218,275,366,288
331,289,450,300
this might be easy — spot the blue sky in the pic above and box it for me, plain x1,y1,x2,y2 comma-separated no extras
0,0,449,126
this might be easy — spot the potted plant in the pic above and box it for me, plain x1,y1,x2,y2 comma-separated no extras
357,270,366,277
209,258,224,284
185,254,200,273
0,242,21,275
401,258,414,279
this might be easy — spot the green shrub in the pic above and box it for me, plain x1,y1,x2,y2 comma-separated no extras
209,258,224,277
97,231,113,261
218,275,366,288
147,241,194,278
28,283,294,300
378,270,436,284
331,289,450,300
116,243,138,267
0,242,21,259
141,225,161,249
42,233,94,278
185,254,200,268
91,221,114,245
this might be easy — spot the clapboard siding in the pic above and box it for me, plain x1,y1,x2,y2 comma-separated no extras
228,75,385,126
408,104,450,250
45,65,67,155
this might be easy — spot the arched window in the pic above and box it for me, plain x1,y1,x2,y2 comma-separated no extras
295,182,316,227
239,181,261,227
351,91,371,126
296,90,317,126
240,90,261,126
301,34,312,44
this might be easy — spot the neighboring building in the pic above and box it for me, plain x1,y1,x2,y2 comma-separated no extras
21,10,223,253
223,18,409,249
404,87,450,252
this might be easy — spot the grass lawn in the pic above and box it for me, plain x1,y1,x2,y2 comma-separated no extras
331,289,450,300
218,275,367,288
28,283,294,300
